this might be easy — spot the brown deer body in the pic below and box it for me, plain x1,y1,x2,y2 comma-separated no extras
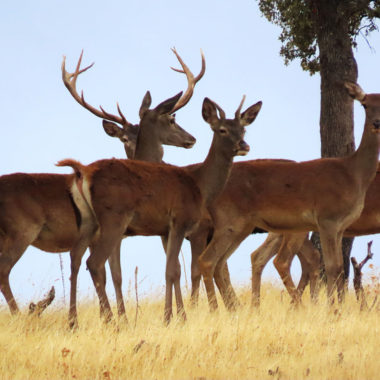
0,50,200,328
196,82,380,311
251,165,380,306
59,97,261,323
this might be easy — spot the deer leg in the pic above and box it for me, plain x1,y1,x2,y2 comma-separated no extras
161,235,168,252
273,233,311,305
86,217,128,323
0,246,27,314
199,226,250,312
68,219,99,329
215,262,239,310
108,240,127,319
295,252,310,297
189,230,208,307
319,227,345,304
297,238,321,303
215,229,253,310
198,236,226,312
0,228,39,315
213,259,239,311
273,242,300,305
164,227,186,324
87,245,114,323
251,233,282,308
68,243,87,329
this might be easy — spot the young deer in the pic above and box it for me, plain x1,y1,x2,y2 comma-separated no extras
251,163,380,306
196,82,380,311
58,96,262,323
0,50,201,328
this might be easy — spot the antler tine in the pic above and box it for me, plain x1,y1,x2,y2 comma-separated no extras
62,51,129,126
99,102,129,127
61,51,94,91
235,95,246,120
169,48,206,114
195,49,206,82
116,102,129,126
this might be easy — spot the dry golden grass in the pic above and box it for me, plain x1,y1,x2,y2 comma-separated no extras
0,283,379,380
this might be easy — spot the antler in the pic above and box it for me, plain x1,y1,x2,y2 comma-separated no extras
235,95,246,120
61,50,129,126
169,48,206,114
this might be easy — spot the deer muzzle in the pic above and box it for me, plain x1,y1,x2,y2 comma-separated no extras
183,137,196,149
236,140,250,156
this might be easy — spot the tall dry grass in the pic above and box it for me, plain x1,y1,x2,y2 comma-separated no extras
0,283,379,380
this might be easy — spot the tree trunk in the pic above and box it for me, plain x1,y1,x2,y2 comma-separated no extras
310,0,358,279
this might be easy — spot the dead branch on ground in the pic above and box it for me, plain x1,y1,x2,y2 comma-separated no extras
29,286,55,316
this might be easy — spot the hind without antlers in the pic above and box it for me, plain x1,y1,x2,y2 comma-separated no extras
197,82,380,311
251,162,380,307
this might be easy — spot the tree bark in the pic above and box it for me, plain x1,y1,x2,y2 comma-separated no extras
310,0,358,279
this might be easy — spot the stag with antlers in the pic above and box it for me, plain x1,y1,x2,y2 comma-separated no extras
0,49,203,328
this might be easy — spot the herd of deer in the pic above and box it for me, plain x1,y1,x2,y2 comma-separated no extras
0,49,380,328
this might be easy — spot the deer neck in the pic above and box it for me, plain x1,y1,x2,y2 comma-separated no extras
192,134,235,206
350,118,380,187
133,123,164,163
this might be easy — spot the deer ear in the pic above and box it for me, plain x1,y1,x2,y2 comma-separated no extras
102,120,124,138
344,82,366,102
154,91,183,115
202,97,219,126
139,91,152,119
240,101,262,126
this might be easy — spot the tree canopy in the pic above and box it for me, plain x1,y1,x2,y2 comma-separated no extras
258,0,380,74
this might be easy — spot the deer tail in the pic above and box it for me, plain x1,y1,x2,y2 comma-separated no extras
56,159,85,179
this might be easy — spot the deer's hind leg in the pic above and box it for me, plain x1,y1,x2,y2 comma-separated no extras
164,227,186,324
250,232,283,308
86,214,131,323
273,233,307,305
108,240,127,319
297,237,321,302
0,225,41,314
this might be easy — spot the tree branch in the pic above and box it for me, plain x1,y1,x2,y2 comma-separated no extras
351,241,374,310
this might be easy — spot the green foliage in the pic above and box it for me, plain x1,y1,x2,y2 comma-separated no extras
258,0,380,75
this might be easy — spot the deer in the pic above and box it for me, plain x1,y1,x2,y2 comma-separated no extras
251,163,380,306
0,49,201,329
195,82,380,312
62,49,204,322
58,95,262,323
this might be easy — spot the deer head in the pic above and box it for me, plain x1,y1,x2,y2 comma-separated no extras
201,96,262,156
62,49,205,158
102,120,139,158
138,90,196,149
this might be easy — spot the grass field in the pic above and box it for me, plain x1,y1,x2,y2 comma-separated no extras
0,283,379,380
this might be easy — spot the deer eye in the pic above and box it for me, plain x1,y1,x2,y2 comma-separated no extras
169,117,176,124
219,127,228,135
120,136,128,143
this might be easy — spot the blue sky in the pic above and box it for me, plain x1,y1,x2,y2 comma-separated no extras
1,1,379,308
